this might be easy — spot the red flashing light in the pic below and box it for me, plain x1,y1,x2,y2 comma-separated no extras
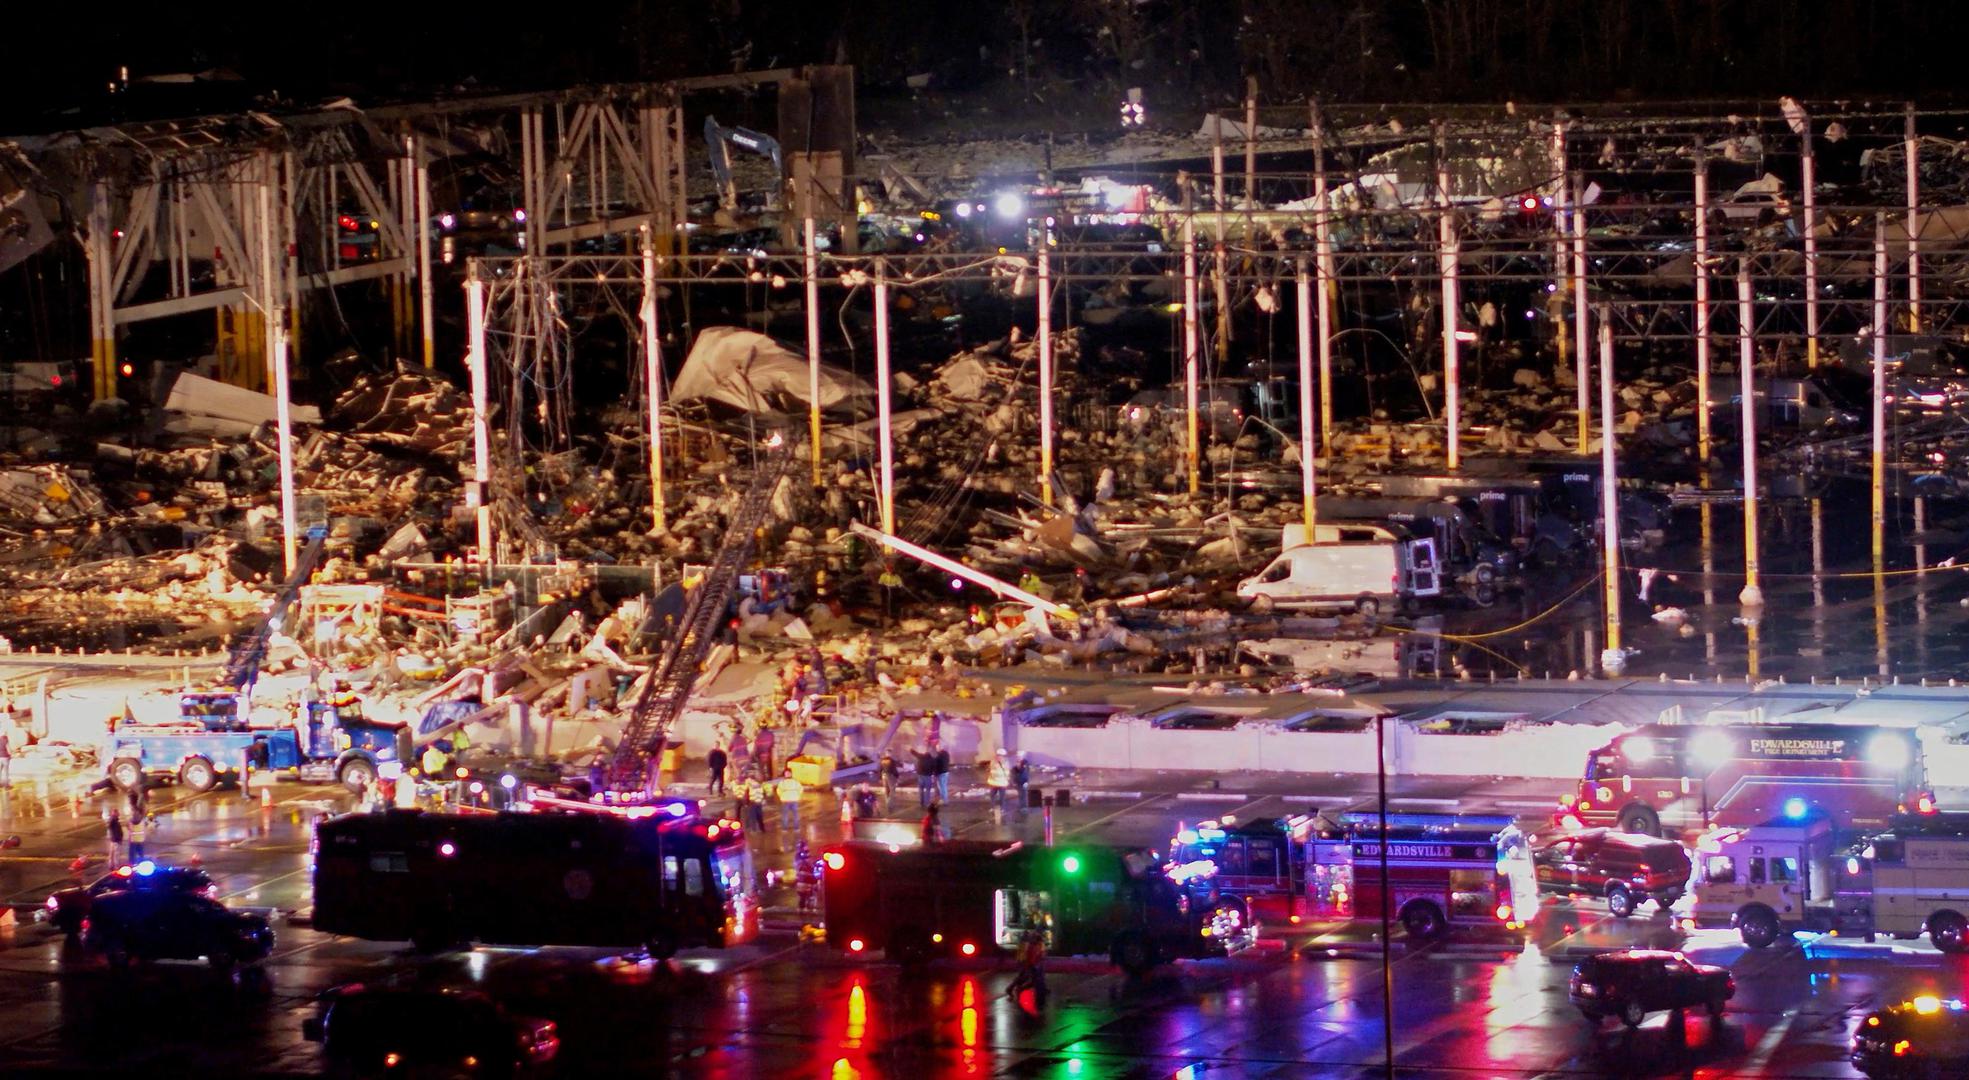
848,938,865,953
823,852,845,871
706,825,720,839
960,942,977,957
337,215,358,230
1520,196,1539,212
1495,904,1513,922
49,374,62,387
1918,793,1938,814
119,363,134,377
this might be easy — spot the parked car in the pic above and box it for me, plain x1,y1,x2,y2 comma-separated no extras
45,861,215,936
1533,828,1692,917
1569,950,1733,1028
82,888,273,970
1853,995,1969,1078
303,984,559,1077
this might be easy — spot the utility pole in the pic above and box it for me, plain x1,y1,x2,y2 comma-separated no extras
1183,207,1201,495
1550,119,1569,388
1694,152,1712,467
641,234,667,533
413,135,436,368
1873,215,1888,569
1435,125,1460,470
466,271,494,570
1571,175,1590,454
805,217,824,487
1312,100,1336,451
1799,107,1820,368
271,320,299,575
1038,231,1055,507
1906,103,1922,332
1737,264,1762,607
875,261,896,535
1296,259,1317,532
1598,312,1621,671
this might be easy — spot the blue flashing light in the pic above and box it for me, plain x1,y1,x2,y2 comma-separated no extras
1783,798,1809,820
1176,828,1199,845
1196,827,1226,841
666,802,691,818
134,860,156,877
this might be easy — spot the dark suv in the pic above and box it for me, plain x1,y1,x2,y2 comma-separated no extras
45,862,215,936
303,985,559,1077
83,888,273,970
1853,996,1969,1077
1534,828,1691,917
1569,949,1734,1028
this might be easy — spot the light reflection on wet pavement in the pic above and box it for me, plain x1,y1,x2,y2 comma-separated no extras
0,773,1946,1077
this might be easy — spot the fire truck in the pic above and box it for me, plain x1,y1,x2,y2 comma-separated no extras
1169,814,1318,923
1557,718,1928,839
1693,807,1969,951
312,796,758,957
818,839,1254,976
1305,813,1525,939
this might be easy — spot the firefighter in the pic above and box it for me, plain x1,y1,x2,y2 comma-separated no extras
794,839,818,915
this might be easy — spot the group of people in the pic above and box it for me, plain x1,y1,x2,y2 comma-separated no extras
101,788,155,866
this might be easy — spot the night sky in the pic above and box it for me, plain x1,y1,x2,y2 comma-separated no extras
5,2,1967,134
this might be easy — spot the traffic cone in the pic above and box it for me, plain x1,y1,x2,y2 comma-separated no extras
261,786,273,809
187,852,201,867
68,855,88,874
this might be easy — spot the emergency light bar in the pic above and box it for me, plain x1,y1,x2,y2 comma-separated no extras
1336,812,1518,831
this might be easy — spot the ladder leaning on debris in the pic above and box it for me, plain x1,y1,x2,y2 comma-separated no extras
220,523,329,696
606,438,792,792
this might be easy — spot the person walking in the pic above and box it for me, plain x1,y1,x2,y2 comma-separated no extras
104,808,125,866
921,800,944,845
707,744,729,797
878,751,899,812
1006,930,1048,1006
913,745,934,809
0,728,12,789
985,750,1011,822
775,770,805,844
1011,752,1032,816
931,741,952,805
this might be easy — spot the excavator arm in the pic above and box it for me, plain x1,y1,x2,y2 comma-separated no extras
704,116,784,212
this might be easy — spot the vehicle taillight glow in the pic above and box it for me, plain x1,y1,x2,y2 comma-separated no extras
823,852,845,871
848,938,865,952
1894,1039,1911,1056
45,895,59,910
1495,904,1513,921
1918,793,1938,814
337,215,358,230
960,942,977,956
439,842,456,857
384,1052,401,1067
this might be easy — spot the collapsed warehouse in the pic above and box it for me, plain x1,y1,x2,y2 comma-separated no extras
5,80,1969,788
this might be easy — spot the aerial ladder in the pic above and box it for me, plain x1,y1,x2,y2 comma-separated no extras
171,522,332,733
607,438,792,791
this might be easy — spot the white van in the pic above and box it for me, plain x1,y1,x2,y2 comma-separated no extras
1236,539,1443,616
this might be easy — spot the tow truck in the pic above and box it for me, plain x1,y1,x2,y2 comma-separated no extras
819,838,1253,976
107,523,410,794
1692,805,1969,951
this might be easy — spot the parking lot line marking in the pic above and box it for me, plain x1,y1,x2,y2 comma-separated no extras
1064,792,1171,838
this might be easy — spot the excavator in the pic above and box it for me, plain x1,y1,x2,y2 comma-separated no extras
704,116,783,212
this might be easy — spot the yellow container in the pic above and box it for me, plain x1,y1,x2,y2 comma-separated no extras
787,756,831,787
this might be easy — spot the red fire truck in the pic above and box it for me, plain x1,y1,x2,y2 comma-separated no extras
1305,813,1523,939
312,796,758,957
1557,720,1929,838
1169,814,1318,923
819,839,1254,975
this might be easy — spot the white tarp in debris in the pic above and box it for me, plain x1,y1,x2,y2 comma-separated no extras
165,371,321,430
671,327,873,414
1193,114,1304,142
